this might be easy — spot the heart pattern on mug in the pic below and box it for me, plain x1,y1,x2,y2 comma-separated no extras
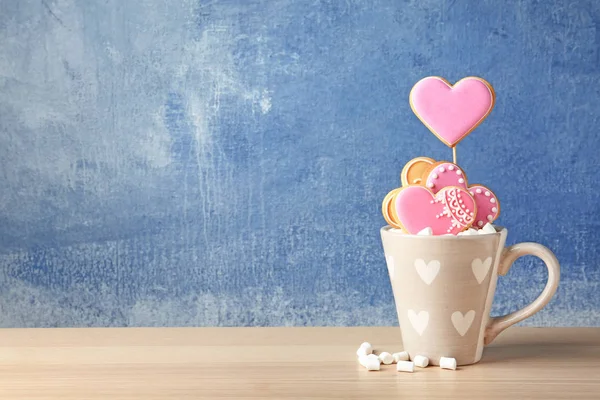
423,162,500,228
410,76,495,147
386,255,395,279
408,310,429,336
471,257,492,284
414,259,440,285
451,310,476,336
394,185,476,235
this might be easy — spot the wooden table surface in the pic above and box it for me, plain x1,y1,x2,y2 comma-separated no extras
0,327,598,399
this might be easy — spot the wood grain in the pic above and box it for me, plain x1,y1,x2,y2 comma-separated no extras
0,327,598,399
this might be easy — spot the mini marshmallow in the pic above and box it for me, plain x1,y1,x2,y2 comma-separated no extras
365,359,381,371
396,360,414,373
356,342,373,357
378,352,394,365
359,355,381,371
393,351,409,363
358,354,377,366
358,355,368,367
439,357,457,370
413,355,429,368
479,223,497,235
458,228,479,236
417,227,433,236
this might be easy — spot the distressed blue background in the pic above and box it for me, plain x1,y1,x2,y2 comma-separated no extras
0,0,598,327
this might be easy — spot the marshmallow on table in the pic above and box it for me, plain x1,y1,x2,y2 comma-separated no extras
417,227,433,236
396,360,415,373
358,354,379,365
378,352,394,365
439,357,457,370
392,351,409,363
413,355,429,368
479,223,497,234
356,342,373,357
359,354,381,371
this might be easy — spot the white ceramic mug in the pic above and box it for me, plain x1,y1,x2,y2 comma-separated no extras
380,225,560,365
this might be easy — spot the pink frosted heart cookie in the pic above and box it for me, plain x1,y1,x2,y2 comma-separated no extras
423,161,500,228
393,185,476,235
409,77,495,147
468,185,500,228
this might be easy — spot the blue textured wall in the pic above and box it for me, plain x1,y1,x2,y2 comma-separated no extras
0,0,598,327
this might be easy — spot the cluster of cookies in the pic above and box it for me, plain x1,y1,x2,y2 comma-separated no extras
382,157,499,235
382,75,500,235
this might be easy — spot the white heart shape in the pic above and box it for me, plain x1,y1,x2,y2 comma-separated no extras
414,259,441,285
451,310,476,336
386,255,395,278
407,310,429,336
471,257,492,284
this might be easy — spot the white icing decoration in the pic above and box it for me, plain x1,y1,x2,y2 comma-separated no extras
487,215,493,221
441,188,474,229
439,167,445,173
456,170,462,175
476,189,482,194
427,182,434,188
448,165,454,171
458,178,464,184
478,221,484,227
485,191,490,197
490,198,496,203
492,207,498,212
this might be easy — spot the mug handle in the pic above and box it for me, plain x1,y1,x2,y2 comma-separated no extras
484,242,560,345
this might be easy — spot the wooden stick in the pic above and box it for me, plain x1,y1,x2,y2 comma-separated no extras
453,147,457,164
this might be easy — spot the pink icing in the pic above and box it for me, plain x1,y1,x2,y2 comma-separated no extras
395,186,476,235
410,77,495,147
424,162,500,228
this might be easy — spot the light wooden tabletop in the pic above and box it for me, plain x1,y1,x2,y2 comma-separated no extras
0,327,598,399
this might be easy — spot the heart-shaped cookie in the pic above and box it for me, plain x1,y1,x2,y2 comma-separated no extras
423,161,500,228
382,188,403,229
393,185,476,235
401,156,436,187
410,77,495,147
